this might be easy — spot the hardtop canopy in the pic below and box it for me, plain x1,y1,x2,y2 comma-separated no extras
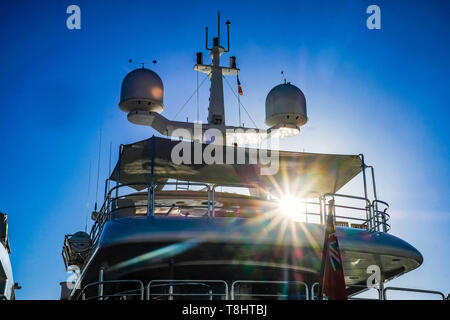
110,137,362,198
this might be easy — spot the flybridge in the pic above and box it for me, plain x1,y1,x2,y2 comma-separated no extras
109,136,363,195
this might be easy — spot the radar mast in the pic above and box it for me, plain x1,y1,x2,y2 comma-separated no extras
194,12,238,126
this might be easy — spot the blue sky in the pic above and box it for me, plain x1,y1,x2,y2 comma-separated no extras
0,0,449,299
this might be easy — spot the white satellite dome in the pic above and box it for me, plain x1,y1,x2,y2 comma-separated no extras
265,83,307,128
119,68,164,114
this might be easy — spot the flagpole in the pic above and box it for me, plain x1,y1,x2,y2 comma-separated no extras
237,75,242,126
318,198,335,300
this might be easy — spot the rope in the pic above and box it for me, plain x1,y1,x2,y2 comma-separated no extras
196,72,200,121
85,161,92,233
174,73,210,120
222,75,258,128
94,129,102,211
238,94,242,126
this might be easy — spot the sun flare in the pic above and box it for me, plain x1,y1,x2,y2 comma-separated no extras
277,195,307,222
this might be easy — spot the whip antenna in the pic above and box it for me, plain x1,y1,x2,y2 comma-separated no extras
85,161,92,232
94,129,102,212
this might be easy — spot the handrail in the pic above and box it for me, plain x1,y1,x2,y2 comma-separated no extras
311,282,382,300
152,182,211,217
324,193,390,233
88,183,392,251
231,280,308,300
310,282,319,300
324,193,371,204
383,286,446,300
211,183,257,218
147,280,228,300
78,279,145,300
372,200,390,232
89,181,212,246
75,277,449,300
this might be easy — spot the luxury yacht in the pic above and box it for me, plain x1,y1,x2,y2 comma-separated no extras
60,14,436,300
1,212,15,300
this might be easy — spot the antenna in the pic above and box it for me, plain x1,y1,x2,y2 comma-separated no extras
84,161,92,233
225,20,231,52
129,59,157,68
217,11,220,45
108,141,112,176
196,72,200,121
104,141,113,202
281,71,287,84
205,27,211,50
206,12,228,51
94,129,102,212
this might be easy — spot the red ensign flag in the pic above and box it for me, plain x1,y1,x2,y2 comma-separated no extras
318,199,347,300
237,76,243,95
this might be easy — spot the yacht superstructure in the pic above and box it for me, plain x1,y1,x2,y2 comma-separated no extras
60,14,431,300
1,212,14,300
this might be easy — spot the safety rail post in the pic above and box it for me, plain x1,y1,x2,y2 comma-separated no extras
147,136,156,217
359,154,372,230
319,197,324,225
147,184,155,217
169,285,174,301
378,273,384,300
98,268,104,300
311,282,319,300
207,185,211,217
103,178,109,204
368,166,380,231
115,145,123,210
212,185,216,218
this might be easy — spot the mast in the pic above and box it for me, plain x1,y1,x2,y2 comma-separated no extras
195,12,237,127
207,38,226,125
125,12,303,143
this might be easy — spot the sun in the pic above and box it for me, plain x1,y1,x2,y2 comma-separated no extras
277,195,307,222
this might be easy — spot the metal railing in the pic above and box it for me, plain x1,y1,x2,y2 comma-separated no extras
76,277,448,300
323,193,390,233
88,182,391,249
83,152,392,256
231,280,309,300
309,283,448,300
347,284,383,300
79,279,307,300
372,200,391,232
383,286,447,300
147,280,228,300
310,282,374,300
77,279,145,300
